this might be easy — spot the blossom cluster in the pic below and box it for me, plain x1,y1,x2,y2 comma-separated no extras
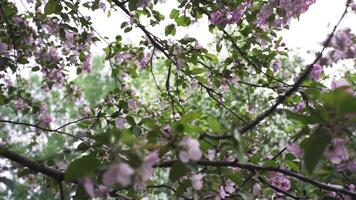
257,0,316,29
320,28,356,66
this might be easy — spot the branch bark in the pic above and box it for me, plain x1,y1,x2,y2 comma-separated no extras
157,160,356,197
0,147,64,181
238,1,351,135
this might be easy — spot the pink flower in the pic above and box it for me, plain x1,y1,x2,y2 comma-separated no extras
128,99,139,111
210,11,225,25
215,186,228,200
224,180,236,194
115,52,132,63
13,98,27,110
179,136,202,163
191,173,204,190
324,138,349,164
56,161,67,171
335,160,356,172
137,0,151,8
252,183,262,196
39,113,53,126
137,151,159,182
83,177,95,197
269,173,291,192
331,79,354,94
207,149,216,161
296,101,306,112
0,42,8,54
310,64,323,81
83,54,92,73
286,143,304,159
102,163,134,187
133,181,147,191
94,185,109,199
219,84,229,93
272,60,281,72
115,118,127,129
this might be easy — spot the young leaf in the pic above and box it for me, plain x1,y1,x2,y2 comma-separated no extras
64,154,100,181
302,127,331,174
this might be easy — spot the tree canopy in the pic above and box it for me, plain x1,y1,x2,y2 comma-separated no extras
0,0,356,199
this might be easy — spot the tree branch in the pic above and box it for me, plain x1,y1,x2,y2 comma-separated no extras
156,160,356,197
0,147,64,181
238,1,350,135
258,176,308,200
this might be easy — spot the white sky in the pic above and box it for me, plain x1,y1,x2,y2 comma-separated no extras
89,0,356,57
12,0,356,83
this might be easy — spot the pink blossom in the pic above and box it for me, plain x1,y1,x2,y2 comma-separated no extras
296,101,306,112
219,84,229,93
286,143,304,159
133,181,147,191
56,161,67,171
128,99,139,111
224,180,236,194
115,118,127,129
39,113,53,126
176,58,186,69
13,98,27,110
102,163,134,187
252,183,262,196
83,177,95,197
137,0,151,8
272,60,281,72
331,79,349,89
336,160,356,172
179,136,202,163
324,138,349,164
210,11,225,25
207,149,216,161
310,64,323,81
269,173,291,192
115,52,132,63
143,151,159,166
137,151,159,181
215,186,228,200
0,42,8,54
352,2,356,12
136,51,151,69
83,54,92,73
256,2,273,29
331,79,354,94
94,185,109,199
191,173,204,190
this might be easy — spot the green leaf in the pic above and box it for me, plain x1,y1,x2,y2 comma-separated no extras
169,161,189,182
64,154,100,181
207,116,223,134
73,185,89,200
176,16,191,27
190,68,205,75
195,76,209,85
301,128,331,174
205,53,219,63
170,9,179,19
180,110,203,124
321,89,356,114
222,169,243,185
44,0,62,15
285,160,300,171
165,24,176,36
128,0,138,11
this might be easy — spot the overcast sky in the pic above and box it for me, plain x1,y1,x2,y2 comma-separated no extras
14,0,356,83
88,0,356,57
